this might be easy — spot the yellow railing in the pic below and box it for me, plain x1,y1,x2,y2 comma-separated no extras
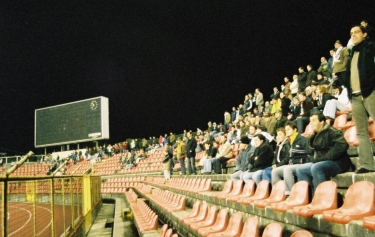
0,152,102,237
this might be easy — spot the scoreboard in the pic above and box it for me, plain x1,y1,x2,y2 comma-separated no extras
35,96,109,147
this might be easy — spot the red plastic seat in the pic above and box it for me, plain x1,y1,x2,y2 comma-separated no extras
237,180,270,205
178,200,200,221
271,181,309,212
190,205,218,231
198,208,229,237
301,123,313,137
363,215,375,231
183,202,208,226
323,181,375,224
227,180,255,203
293,181,337,218
344,125,359,146
253,180,286,208
171,234,178,237
158,224,168,237
164,228,173,237
369,123,375,142
239,217,259,237
290,230,313,237
261,223,282,237
217,180,244,200
207,212,243,237
333,113,351,130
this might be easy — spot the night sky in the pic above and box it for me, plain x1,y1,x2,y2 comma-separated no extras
1,1,375,154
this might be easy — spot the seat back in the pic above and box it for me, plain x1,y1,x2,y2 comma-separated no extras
212,208,229,229
369,123,375,141
197,179,206,190
230,180,244,195
221,180,234,193
287,181,309,206
239,180,256,197
309,181,337,209
240,217,259,237
344,126,359,146
342,181,375,213
158,224,168,237
223,212,243,237
262,223,282,237
188,200,201,218
201,178,212,191
204,205,218,223
251,180,270,199
301,123,314,137
164,228,173,237
195,202,209,220
267,180,286,201
333,113,348,130
291,230,313,237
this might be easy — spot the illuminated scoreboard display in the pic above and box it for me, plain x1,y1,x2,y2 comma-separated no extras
35,96,109,147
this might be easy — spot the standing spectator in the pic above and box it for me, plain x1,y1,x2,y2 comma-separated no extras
255,88,264,111
298,67,308,92
270,87,280,100
176,137,186,175
185,131,197,175
327,49,335,77
244,94,252,113
162,144,173,180
344,25,375,173
169,132,176,145
284,77,292,97
224,111,231,131
318,57,331,78
290,74,299,97
231,107,237,123
289,96,301,121
212,134,233,174
279,92,291,117
121,141,127,153
296,113,351,194
306,65,317,88
332,40,349,85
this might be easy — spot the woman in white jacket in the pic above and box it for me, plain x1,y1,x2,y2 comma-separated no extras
323,81,351,119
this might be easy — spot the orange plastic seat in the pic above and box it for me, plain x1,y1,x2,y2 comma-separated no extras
369,123,375,142
344,125,359,146
184,202,208,226
301,123,314,137
198,208,229,237
323,181,375,224
217,180,243,200
261,223,282,237
239,217,259,237
178,200,200,221
253,180,286,208
333,113,350,130
293,181,337,218
237,180,270,205
158,224,168,237
164,228,173,237
363,215,375,231
190,205,218,231
171,234,178,237
207,212,243,237
227,180,255,203
271,181,309,212
290,230,313,237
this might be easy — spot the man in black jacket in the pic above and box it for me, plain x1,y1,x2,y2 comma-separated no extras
343,25,375,173
185,131,197,175
296,113,351,193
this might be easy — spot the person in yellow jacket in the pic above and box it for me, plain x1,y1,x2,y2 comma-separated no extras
176,137,186,175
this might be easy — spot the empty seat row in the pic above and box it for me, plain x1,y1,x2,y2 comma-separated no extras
166,178,212,193
124,188,138,203
130,198,158,233
146,188,186,212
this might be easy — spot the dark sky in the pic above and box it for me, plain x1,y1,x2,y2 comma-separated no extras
1,1,375,154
